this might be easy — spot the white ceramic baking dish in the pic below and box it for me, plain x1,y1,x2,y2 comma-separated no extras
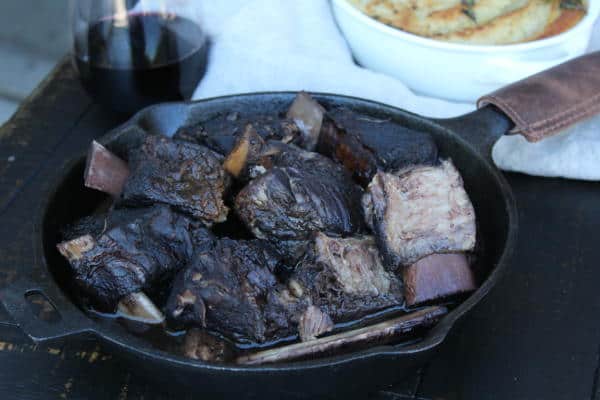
331,0,600,102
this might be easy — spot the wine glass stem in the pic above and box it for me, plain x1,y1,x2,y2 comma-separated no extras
114,0,129,27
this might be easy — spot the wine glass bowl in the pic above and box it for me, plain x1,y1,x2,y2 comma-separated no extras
72,0,209,114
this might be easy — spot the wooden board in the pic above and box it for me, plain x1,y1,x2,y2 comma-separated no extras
0,60,599,400
417,174,600,400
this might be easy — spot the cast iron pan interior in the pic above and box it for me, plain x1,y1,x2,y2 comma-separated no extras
39,93,516,371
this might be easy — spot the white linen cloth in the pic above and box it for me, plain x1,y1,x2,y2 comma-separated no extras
186,0,600,180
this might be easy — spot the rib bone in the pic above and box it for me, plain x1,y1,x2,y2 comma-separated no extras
84,141,130,197
237,306,447,365
117,292,165,325
404,253,476,306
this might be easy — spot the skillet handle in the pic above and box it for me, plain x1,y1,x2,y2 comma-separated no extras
0,276,94,343
478,51,600,143
434,105,513,160
0,160,97,343
437,51,600,159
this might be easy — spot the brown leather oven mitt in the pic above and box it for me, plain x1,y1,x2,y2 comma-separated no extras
478,51,600,143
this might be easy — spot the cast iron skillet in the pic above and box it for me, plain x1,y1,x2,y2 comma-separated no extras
0,57,589,398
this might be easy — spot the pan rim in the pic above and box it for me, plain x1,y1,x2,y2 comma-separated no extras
38,91,518,372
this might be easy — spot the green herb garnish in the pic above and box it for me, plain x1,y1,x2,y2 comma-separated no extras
560,0,585,11
461,0,477,22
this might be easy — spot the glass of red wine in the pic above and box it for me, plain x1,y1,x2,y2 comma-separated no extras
71,0,209,114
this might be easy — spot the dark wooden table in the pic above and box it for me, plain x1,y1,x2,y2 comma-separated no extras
1,60,599,400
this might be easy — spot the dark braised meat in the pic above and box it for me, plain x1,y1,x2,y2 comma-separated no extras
223,124,270,181
317,118,380,186
246,116,300,145
165,239,302,343
292,233,403,321
323,108,439,172
60,91,481,364
182,329,234,362
222,123,333,184
172,124,216,149
61,214,108,242
107,126,158,160
324,120,440,185
363,160,476,269
284,92,379,185
173,123,208,144
58,205,212,310
285,93,440,186
165,234,404,344
377,130,438,172
175,115,301,156
173,123,241,157
234,146,364,260
121,135,230,226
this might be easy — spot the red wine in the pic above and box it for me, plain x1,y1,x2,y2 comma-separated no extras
75,13,209,114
